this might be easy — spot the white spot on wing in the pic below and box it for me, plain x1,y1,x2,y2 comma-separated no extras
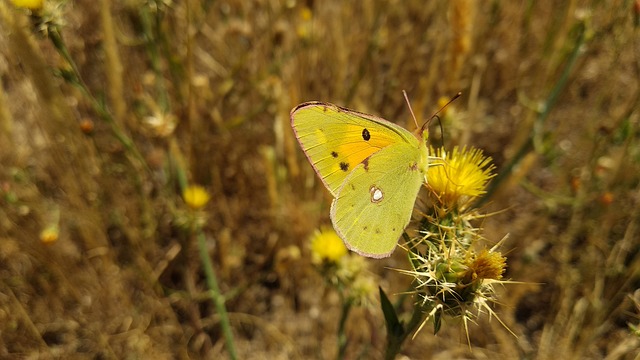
370,185,383,203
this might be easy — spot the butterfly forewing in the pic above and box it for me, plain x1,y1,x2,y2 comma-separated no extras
291,102,420,196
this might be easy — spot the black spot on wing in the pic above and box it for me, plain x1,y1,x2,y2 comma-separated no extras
340,162,349,171
363,157,370,171
331,151,339,158
362,128,371,141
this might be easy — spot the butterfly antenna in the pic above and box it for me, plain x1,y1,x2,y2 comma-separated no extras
420,92,462,132
402,90,420,130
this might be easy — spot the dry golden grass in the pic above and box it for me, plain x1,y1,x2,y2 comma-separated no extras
0,0,639,358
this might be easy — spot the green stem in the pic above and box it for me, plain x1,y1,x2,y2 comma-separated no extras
48,25,149,173
336,295,353,360
138,4,170,112
197,231,238,360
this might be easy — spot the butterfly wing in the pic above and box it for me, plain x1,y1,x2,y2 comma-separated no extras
330,142,425,258
291,101,419,196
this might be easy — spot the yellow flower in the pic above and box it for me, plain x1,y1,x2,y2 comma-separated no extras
183,185,210,209
40,225,59,244
311,227,348,263
296,7,313,40
299,6,312,21
427,146,495,208
11,0,43,10
463,249,507,282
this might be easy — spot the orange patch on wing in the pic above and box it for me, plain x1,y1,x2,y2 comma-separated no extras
332,125,396,173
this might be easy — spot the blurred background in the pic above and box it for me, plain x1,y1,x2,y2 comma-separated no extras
1,0,639,358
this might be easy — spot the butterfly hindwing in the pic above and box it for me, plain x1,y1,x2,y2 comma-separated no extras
291,102,420,196
330,142,425,258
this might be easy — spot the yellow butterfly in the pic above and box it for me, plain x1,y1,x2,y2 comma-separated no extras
291,101,430,258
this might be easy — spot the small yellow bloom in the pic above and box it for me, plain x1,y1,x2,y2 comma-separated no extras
299,6,312,21
311,227,348,263
427,146,495,208
11,0,43,10
40,225,59,244
464,250,506,282
296,7,313,40
183,185,210,209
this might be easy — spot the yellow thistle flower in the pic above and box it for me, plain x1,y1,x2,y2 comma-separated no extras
11,0,43,10
427,146,495,209
40,225,59,244
463,249,507,283
310,227,348,263
390,144,510,341
183,185,210,209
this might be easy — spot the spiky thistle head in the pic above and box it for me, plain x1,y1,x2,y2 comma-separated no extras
396,145,509,336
